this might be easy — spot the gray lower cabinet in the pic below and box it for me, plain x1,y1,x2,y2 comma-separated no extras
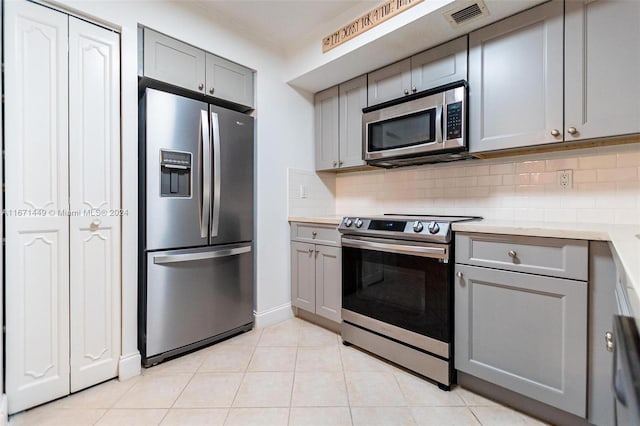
290,223,342,323
455,263,587,416
455,232,590,418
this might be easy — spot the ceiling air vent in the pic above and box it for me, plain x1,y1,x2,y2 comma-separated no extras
444,0,489,27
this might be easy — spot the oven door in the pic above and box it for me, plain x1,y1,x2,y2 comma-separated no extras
341,236,452,346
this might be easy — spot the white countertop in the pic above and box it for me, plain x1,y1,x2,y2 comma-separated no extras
288,216,343,226
288,216,640,317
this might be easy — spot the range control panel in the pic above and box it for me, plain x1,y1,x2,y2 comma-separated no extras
338,217,452,243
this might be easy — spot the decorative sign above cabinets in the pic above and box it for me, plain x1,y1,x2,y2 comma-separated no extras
322,0,424,53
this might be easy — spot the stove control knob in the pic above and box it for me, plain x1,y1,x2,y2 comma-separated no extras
428,221,440,234
344,218,353,227
355,218,363,228
412,221,424,233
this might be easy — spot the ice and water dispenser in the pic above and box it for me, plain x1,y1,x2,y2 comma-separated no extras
160,150,192,197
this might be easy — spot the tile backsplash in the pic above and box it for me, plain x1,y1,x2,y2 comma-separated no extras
289,143,640,225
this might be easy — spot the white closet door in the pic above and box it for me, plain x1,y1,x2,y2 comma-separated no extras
68,17,121,392
4,0,70,414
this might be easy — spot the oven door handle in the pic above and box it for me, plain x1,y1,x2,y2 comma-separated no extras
342,237,447,259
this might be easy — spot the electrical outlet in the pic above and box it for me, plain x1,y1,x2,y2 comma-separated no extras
299,184,308,199
557,169,573,190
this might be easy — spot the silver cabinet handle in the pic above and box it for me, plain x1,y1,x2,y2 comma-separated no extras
456,272,463,278
200,110,211,239
551,129,560,137
210,111,221,238
404,89,409,95
154,246,251,264
209,87,214,95
339,160,343,166
411,86,417,93
312,231,317,237
605,331,614,352
198,83,204,91
508,250,517,258
308,248,313,254
567,127,578,135
332,161,337,167
315,249,320,254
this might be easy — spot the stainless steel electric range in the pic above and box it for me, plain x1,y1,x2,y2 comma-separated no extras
338,214,481,390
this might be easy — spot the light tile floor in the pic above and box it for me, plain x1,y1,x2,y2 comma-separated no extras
9,317,547,426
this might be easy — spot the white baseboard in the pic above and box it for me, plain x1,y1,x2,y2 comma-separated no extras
118,352,141,381
0,394,7,425
254,302,293,328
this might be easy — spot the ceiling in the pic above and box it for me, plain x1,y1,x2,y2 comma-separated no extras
193,0,380,54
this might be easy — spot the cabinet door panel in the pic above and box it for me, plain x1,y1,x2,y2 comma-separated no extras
315,245,342,323
469,1,563,153
206,53,254,108
69,17,121,392
411,36,467,92
291,241,316,312
455,264,587,417
339,75,367,169
4,0,70,413
565,0,640,141
367,58,411,106
143,28,205,93
314,86,339,171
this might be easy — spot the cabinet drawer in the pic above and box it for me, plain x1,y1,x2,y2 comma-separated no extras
291,222,340,246
456,233,587,280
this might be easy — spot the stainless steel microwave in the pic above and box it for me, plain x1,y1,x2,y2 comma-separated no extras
363,81,468,168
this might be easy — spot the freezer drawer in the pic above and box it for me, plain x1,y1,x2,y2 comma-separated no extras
144,243,254,360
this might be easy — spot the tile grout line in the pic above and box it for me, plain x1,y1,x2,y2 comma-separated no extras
336,332,356,426
285,326,300,426
223,328,262,425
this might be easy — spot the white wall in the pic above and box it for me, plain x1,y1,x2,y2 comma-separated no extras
46,0,316,375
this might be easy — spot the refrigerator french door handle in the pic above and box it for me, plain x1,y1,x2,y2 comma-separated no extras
210,111,221,238
153,246,251,264
200,110,211,239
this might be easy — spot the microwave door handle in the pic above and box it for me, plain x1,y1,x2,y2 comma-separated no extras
200,110,211,239
210,111,221,238
437,95,445,145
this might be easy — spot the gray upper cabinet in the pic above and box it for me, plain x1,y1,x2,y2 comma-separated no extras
367,37,468,107
315,77,367,172
143,28,254,108
367,58,411,106
205,53,254,108
339,76,367,169
315,86,339,171
143,28,206,94
564,0,640,141
410,36,467,93
469,0,564,153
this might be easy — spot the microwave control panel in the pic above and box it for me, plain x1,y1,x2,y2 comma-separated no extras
446,101,463,140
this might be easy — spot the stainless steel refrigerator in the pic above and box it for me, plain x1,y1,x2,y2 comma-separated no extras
139,87,254,366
